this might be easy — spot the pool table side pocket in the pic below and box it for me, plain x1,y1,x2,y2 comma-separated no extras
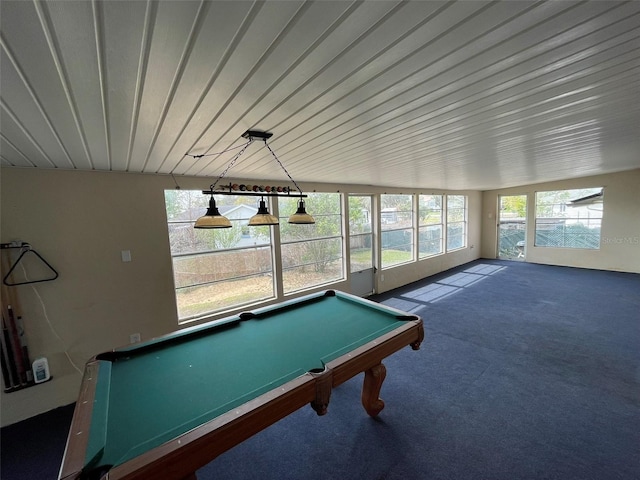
308,365,332,416
412,320,425,350
239,290,334,321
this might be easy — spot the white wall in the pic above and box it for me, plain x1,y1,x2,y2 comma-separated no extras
0,168,481,426
481,169,640,273
1,169,179,426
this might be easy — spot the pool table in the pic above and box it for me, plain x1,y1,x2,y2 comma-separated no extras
58,290,424,480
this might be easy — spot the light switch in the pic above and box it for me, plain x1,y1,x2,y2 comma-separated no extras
121,250,132,262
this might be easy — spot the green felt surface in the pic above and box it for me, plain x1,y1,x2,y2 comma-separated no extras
87,292,409,471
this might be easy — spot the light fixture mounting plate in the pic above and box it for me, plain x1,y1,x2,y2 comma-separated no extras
242,130,273,140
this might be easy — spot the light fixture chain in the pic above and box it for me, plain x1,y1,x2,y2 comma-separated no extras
210,139,253,191
264,141,303,194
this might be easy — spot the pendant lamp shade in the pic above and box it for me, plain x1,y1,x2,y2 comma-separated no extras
248,198,279,226
288,198,315,224
194,196,232,228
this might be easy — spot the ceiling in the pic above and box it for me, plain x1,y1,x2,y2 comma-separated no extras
1,0,639,191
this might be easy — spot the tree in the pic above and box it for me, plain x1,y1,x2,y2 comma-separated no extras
381,194,411,211
197,227,242,250
382,194,412,228
500,195,527,218
418,195,442,224
535,188,601,218
348,196,371,234
164,189,183,220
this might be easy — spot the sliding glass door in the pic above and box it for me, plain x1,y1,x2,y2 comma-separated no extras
349,195,374,296
498,195,527,260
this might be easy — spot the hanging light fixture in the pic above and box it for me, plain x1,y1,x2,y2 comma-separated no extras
194,192,232,228
248,197,279,226
192,130,315,228
288,197,315,224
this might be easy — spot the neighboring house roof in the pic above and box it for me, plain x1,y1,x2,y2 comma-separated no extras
569,190,604,205
219,204,258,219
172,204,258,223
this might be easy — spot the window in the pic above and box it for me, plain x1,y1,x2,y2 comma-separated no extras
535,188,603,249
165,190,275,321
446,195,467,251
349,195,373,273
278,193,344,294
381,194,414,268
418,194,443,258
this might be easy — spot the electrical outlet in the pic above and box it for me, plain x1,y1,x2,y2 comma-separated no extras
380,274,385,282
129,333,141,344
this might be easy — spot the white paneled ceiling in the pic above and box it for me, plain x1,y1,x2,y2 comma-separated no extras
1,0,639,190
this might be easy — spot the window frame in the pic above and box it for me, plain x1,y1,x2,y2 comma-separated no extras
164,190,276,322
277,192,345,295
418,194,443,259
446,194,467,251
348,195,373,274
534,188,603,250
380,194,415,269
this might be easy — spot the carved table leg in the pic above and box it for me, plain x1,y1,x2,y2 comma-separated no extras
361,363,386,417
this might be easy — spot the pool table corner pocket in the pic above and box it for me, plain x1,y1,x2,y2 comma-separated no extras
410,320,425,350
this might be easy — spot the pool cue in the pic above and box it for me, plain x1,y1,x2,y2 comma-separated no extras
7,305,27,385
15,315,33,383
0,252,18,390
0,339,12,390
1,311,19,389
1,250,27,386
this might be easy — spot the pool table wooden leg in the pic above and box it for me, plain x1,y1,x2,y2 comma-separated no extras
181,473,197,480
361,363,386,416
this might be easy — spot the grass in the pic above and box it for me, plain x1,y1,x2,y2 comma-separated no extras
381,249,412,266
177,249,412,320
350,248,412,265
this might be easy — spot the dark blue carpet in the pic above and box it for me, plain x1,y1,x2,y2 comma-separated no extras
2,260,639,479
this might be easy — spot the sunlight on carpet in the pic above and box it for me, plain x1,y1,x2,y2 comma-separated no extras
382,264,508,308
